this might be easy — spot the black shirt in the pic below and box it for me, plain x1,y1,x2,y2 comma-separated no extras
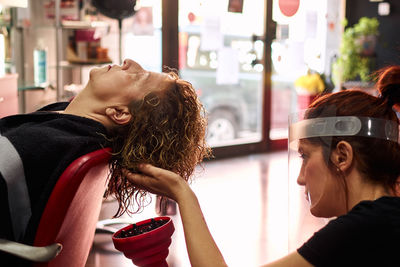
298,196,400,267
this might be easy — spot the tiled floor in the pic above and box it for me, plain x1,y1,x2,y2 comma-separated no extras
86,150,328,267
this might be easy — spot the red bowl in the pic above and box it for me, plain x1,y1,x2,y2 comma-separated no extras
112,216,175,267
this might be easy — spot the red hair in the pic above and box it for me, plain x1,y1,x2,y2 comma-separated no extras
305,66,400,192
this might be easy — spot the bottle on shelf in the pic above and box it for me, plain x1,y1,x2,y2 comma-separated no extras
33,38,48,86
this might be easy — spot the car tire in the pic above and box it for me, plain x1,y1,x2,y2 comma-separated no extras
207,110,239,144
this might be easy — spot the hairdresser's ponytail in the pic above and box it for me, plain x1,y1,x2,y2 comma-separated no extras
376,66,400,107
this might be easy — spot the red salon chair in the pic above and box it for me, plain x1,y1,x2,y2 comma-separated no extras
0,147,112,267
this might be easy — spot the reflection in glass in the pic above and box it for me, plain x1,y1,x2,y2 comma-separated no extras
178,0,265,147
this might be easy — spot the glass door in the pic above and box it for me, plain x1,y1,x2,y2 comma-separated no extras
270,0,343,141
178,0,266,151
273,0,345,252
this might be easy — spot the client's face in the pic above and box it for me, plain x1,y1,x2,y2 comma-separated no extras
297,140,347,218
88,59,174,104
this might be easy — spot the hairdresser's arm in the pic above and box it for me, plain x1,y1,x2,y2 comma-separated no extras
124,164,228,267
125,165,312,267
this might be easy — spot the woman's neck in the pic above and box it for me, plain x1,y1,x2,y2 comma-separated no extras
346,172,392,210
63,89,113,128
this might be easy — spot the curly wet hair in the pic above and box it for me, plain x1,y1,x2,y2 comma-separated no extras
105,70,212,216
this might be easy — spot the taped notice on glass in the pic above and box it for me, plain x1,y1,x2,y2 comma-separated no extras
200,15,223,51
216,47,239,85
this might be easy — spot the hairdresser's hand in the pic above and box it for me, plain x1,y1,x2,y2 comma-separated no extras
126,165,227,267
124,164,191,203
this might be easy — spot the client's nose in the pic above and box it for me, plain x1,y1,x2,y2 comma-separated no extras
122,59,144,71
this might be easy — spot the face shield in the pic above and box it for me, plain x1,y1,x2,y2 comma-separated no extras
287,106,399,250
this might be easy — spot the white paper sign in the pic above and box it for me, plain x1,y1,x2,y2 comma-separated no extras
305,10,318,38
216,47,239,85
200,15,223,51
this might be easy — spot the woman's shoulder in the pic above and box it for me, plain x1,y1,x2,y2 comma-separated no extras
309,196,400,239
351,196,400,215
297,197,400,266
332,196,400,232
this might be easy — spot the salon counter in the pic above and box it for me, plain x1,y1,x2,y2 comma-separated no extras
0,73,18,118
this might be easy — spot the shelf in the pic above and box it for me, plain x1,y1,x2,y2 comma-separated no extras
18,82,48,91
61,20,110,30
342,81,374,89
0,22,11,28
16,21,110,30
57,60,112,68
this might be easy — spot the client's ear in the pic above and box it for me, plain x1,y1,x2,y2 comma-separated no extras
331,141,354,172
105,106,132,125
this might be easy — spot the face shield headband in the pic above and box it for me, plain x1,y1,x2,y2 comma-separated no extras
289,116,399,144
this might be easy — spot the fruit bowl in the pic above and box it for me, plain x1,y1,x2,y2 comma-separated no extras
112,216,175,267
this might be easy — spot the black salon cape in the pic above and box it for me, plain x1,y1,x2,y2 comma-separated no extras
0,102,108,263
298,196,400,267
